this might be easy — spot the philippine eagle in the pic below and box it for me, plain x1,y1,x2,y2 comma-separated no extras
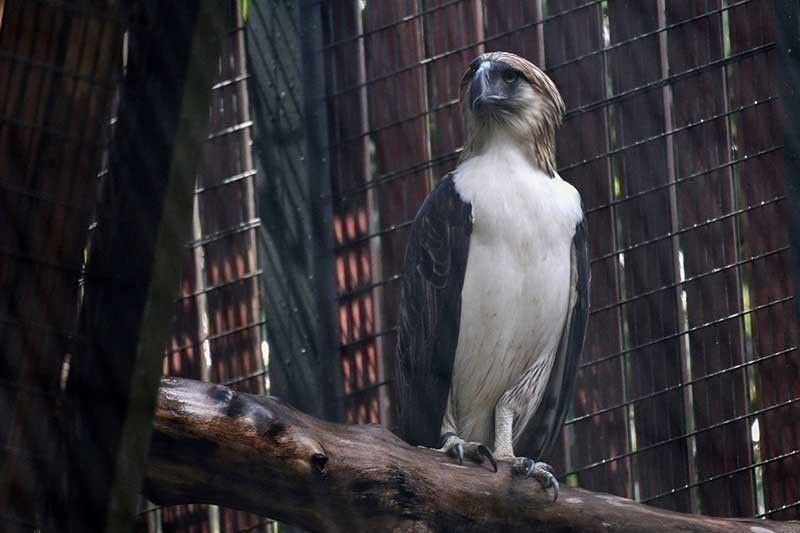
395,52,589,499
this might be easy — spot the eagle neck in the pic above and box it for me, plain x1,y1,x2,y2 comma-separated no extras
461,127,557,178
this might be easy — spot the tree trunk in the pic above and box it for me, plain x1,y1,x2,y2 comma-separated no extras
143,378,799,532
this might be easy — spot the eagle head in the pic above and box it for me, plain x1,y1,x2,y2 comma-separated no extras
459,52,565,176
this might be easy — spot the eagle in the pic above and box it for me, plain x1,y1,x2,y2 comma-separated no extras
395,52,589,499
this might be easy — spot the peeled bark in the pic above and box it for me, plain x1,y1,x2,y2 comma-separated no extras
143,378,799,532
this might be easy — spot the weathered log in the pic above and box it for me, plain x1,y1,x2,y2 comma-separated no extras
143,378,799,532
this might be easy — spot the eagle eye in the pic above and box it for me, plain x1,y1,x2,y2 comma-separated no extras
502,69,519,84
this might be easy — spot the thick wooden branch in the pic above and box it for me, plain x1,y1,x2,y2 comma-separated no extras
144,378,798,532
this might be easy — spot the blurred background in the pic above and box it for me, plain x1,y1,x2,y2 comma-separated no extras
1,0,798,531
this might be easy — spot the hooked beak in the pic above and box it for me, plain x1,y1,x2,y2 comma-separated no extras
469,66,506,112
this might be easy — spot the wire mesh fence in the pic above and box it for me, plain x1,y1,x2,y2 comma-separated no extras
0,0,277,530
323,0,800,520
1,0,799,530
138,2,273,532
0,0,123,529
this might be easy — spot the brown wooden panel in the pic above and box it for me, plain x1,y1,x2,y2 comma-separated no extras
164,248,202,379
666,1,753,517
161,504,212,533
729,0,800,519
607,0,690,513
352,0,430,424
484,0,539,60
326,0,380,425
542,0,633,497
364,0,431,265
423,0,482,179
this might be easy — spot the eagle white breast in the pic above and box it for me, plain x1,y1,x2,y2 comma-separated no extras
449,137,584,446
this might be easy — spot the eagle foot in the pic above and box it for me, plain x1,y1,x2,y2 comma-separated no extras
439,433,497,472
512,458,559,502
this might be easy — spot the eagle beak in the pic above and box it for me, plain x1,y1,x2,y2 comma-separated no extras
470,65,505,112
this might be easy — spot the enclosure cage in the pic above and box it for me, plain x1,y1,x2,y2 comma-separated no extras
1,0,799,532
320,0,800,521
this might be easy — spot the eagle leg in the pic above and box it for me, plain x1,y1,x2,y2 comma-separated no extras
439,432,498,472
494,404,559,501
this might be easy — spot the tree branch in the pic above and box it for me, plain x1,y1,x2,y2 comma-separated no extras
143,378,798,532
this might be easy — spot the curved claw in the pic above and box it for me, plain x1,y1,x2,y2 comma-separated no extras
532,463,559,503
549,476,560,503
455,442,464,465
477,444,497,472
516,459,560,502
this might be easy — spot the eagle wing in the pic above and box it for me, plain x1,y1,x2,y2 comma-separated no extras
394,175,473,448
514,215,590,460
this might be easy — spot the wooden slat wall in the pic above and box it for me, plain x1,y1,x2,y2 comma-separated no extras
729,0,800,521
327,0,382,425
361,0,431,424
200,19,263,399
484,1,540,61
545,1,632,498
606,0,691,512
423,0,483,179
367,1,432,402
665,1,752,517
